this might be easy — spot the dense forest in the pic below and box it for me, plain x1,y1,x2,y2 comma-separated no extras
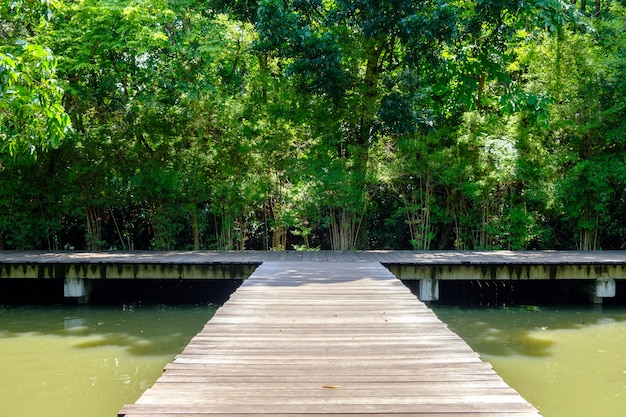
1,0,625,251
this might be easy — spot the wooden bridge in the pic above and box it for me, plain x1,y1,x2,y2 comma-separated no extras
118,260,541,416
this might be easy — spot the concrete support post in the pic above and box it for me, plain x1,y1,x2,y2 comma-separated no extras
419,279,439,302
64,278,92,303
595,277,616,298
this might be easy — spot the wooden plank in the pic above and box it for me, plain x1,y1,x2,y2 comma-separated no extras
120,402,539,415
154,377,512,387
119,262,540,416
163,358,495,370
2,248,626,265
134,392,532,406
325,251,338,262
122,413,542,417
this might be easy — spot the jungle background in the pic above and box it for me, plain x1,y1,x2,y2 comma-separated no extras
1,0,625,251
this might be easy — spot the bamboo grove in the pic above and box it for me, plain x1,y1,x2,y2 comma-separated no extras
1,0,625,251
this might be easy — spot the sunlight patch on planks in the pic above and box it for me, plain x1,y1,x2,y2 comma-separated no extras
119,262,540,416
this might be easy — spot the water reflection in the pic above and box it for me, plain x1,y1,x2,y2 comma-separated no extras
63,316,86,330
1,305,217,354
435,306,626,357
433,305,626,417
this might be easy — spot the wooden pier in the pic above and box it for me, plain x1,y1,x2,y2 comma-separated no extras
119,261,540,416
2,250,626,281
1,249,623,302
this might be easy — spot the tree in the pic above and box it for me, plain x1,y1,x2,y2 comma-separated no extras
249,0,463,249
48,0,249,249
1,0,624,251
511,2,626,249
0,0,70,157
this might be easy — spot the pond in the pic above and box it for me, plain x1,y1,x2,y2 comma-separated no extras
2,302,626,417
0,304,216,417
432,305,626,417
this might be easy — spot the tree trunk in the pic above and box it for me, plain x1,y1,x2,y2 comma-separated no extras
85,205,102,250
216,212,234,250
401,174,434,250
191,207,200,250
329,207,362,251
272,227,287,250
578,211,599,251
269,196,287,250
109,207,126,250
476,72,486,110
235,216,247,251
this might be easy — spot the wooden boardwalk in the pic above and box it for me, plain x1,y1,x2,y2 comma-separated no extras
4,250,626,282
3,249,626,265
119,262,540,416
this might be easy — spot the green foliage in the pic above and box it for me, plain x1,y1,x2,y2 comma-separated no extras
2,0,626,251
0,0,70,157
512,4,626,249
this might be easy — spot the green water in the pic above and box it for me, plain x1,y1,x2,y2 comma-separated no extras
433,305,626,417
0,304,217,417
2,304,625,417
